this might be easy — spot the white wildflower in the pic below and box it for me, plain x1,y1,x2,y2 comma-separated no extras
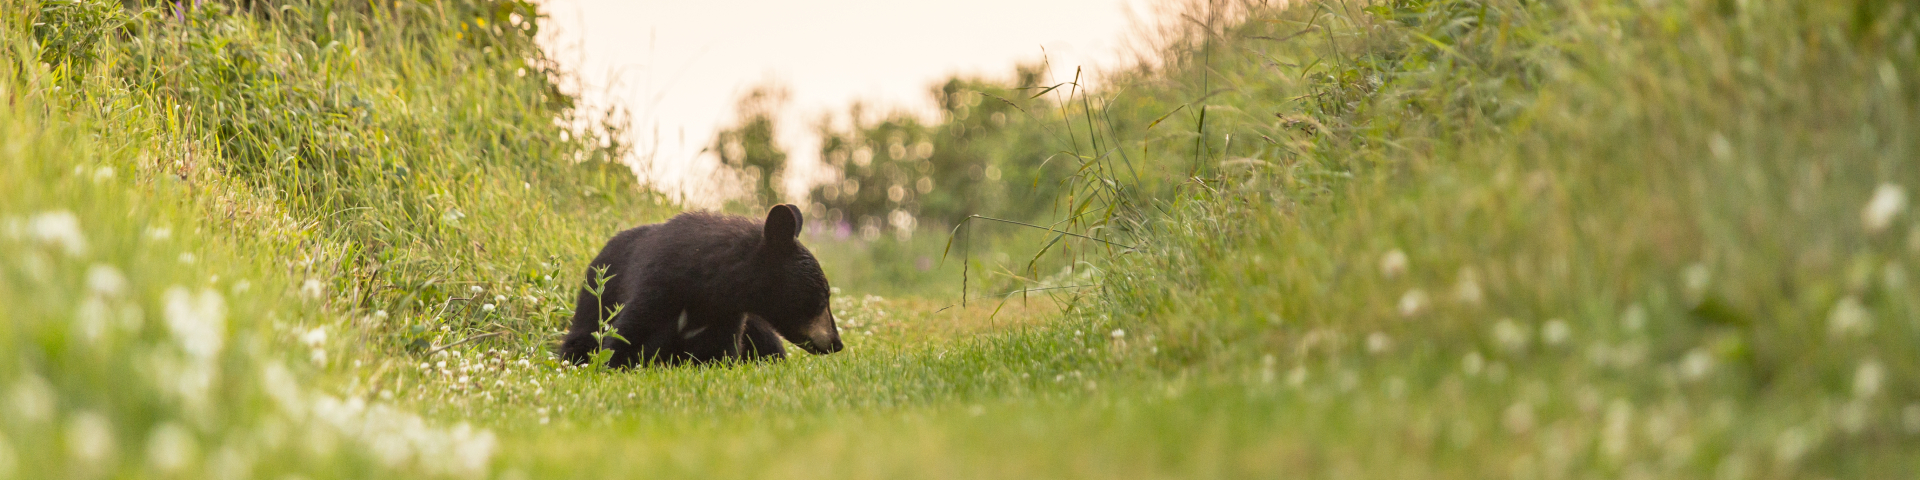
301,327,328,348
1462,352,1485,376
482,304,496,312
1682,263,1711,301
1540,319,1571,346
1109,329,1126,339
1503,401,1535,434
470,285,484,295
1863,183,1908,233
145,227,172,241
1903,404,1920,434
1621,304,1648,332
374,310,389,320
27,211,86,256
65,411,114,463
1492,319,1529,351
1380,249,1409,279
301,279,324,299
1838,400,1870,434
1827,296,1871,338
1398,289,1429,317
1601,400,1632,460
1366,332,1393,354
75,296,111,344
1454,268,1484,306
86,264,127,297
1679,348,1714,381
177,252,195,265
1774,428,1812,466
146,422,197,472
1854,360,1886,398
494,295,506,304
0,431,16,476
8,375,54,423
163,286,227,360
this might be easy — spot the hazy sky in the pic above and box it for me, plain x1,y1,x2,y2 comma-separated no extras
538,0,1152,205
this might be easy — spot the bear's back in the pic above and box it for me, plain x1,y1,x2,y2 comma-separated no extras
618,212,768,285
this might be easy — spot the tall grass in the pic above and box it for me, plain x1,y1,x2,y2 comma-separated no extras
1084,0,1920,475
6,0,1918,478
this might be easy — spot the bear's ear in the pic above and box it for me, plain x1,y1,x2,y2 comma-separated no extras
763,204,803,249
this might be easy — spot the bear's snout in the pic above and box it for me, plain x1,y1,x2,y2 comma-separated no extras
797,309,843,355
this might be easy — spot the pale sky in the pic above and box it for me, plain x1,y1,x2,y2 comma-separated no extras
537,0,1153,206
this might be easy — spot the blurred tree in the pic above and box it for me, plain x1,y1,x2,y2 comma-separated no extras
712,81,791,207
812,65,1069,236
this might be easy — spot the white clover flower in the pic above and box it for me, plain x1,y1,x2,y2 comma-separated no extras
1903,404,1920,434
1502,401,1535,434
1110,329,1126,339
1462,352,1485,376
482,304,496,312
301,279,324,300
1380,249,1409,279
8,375,54,423
146,422,197,472
1863,183,1908,234
1540,319,1571,346
163,286,227,360
0,215,20,240
1453,268,1484,306
1492,319,1529,351
27,211,86,257
1838,400,1870,433
494,295,506,304
1397,289,1429,317
1601,400,1632,460
1621,304,1648,332
75,296,111,344
301,327,328,348
1855,360,1886,398
65,411,114,463
86,264,127,297
1366,332,1393,354
470,285,484,295
260,364,305,417
374,310,389,319
1678,348,1714,381
1774,428,1812,466
1828,296,1871,338
1682,263,1711,300
0,431,16,476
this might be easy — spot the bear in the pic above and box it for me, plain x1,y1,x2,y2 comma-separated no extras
557,204,844,367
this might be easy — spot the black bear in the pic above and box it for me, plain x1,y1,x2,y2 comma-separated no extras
558,204,844,366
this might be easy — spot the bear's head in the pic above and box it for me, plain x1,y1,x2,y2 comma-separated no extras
755,204,844,354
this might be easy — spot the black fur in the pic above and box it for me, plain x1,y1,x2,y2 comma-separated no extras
558,204,843,367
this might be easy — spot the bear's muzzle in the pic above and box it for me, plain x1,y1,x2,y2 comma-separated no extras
796,308,843,354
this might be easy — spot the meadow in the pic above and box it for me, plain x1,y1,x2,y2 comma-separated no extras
2,0,1916,478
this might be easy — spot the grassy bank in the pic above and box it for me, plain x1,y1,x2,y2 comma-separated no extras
3,0,1917,478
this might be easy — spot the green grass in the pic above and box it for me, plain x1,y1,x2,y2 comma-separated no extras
3,0,1918,478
